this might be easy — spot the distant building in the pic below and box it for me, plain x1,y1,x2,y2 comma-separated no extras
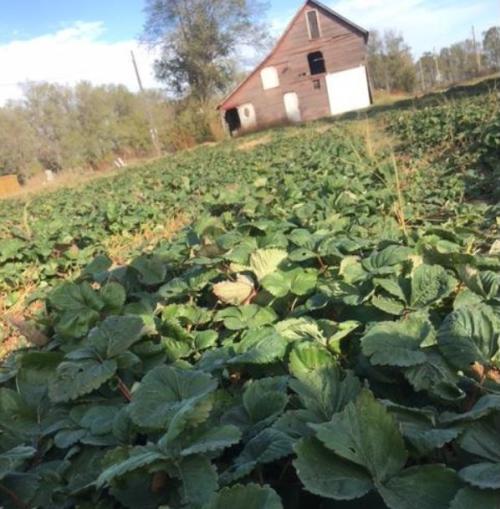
218,0,372,135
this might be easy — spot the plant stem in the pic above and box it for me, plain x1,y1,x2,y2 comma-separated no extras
391,153,408,238
116,376,132,402
0,483,28,509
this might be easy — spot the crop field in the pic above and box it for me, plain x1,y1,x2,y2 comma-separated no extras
0,80,499,508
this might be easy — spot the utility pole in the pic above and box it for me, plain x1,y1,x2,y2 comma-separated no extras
418,59,426,92
131,50,162,157
471,26,481,74
433,47,442,84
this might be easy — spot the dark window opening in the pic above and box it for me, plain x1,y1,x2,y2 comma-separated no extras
308,51,326,75
307,10,320,39
224,108,241,135
313,79,321,90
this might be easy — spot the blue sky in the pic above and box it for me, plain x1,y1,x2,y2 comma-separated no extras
0,0,498,103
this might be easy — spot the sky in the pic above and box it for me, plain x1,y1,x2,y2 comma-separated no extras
0,0,498,104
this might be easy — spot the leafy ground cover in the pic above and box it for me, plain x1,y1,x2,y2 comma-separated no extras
0,80,499,508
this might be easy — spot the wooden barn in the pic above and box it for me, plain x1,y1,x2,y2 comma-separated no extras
218,0,372,135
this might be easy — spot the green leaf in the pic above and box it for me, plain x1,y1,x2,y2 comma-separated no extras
213,275,255,305
128,366,217,430
459,462,500,489
362,245,412,273
261,268,318,297
403,349,464,401
101,282,127,310
17,351,63,407
313,390,407,482
441,394,500,424
88,315,145,358
207,484,283,509
372,295,405,315
450,487,500,509
438,305,500,369
48,359,117,403
230,328,287,365
410,264,457,308
0,446,36,480
261,271,290,298
97,446,166,488
249,248,287,281
131,255,167,286
221,428,293,483
361,315,433,367
374,277,408,302
384,401,461,455
173,455,218,508
379,465,461,509
180,425,241,456
293,437,373,500
242,376,289,424
459,417,500,462
275,317,326,343
215,305,276,331
289,268,318,295
289,346,360,421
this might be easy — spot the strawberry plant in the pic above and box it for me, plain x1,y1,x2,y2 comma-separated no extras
0,80,499,508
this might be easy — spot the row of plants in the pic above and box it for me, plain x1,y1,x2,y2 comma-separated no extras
388,91,500,201
0,83,499,508
1,208,499,508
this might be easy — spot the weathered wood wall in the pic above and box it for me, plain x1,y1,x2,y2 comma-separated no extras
221,1,367,129
0,175,21,198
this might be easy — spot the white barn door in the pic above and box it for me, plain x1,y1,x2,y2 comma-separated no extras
238,103,257,129
326,66,371,116
283,92,301,122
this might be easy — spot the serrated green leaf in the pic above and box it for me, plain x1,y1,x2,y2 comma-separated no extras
128,366,217,430
289,343,360,420
213,274,255,305
459,462,500,489
438,305,500,370
450,487,500,509
221,428,293,483
207,483,283,509
293,437,373,500
0,446,36,480
372,295,406,315
242,376,289,424
180,425,241,456
361,315,433,367
97,446,166,487
249,248,287,281
411,264,457,308
313,390,407,482
459,417,500,462
88,315,145,358
230,328,287,365
378,465,460,509
172,455,218,508
48,359,117,403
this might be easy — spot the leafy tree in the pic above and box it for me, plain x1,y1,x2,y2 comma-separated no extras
483,26,500,69
368,30,416,93
415,52,444,91
142,0,269,100
0,105,39,179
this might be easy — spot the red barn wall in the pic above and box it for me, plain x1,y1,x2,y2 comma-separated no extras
220,1,368,129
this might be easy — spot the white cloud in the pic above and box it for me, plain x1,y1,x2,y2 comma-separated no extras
0,22,162,105
329,0,497,56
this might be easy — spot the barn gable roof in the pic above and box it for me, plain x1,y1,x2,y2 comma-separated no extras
217,0,369,110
